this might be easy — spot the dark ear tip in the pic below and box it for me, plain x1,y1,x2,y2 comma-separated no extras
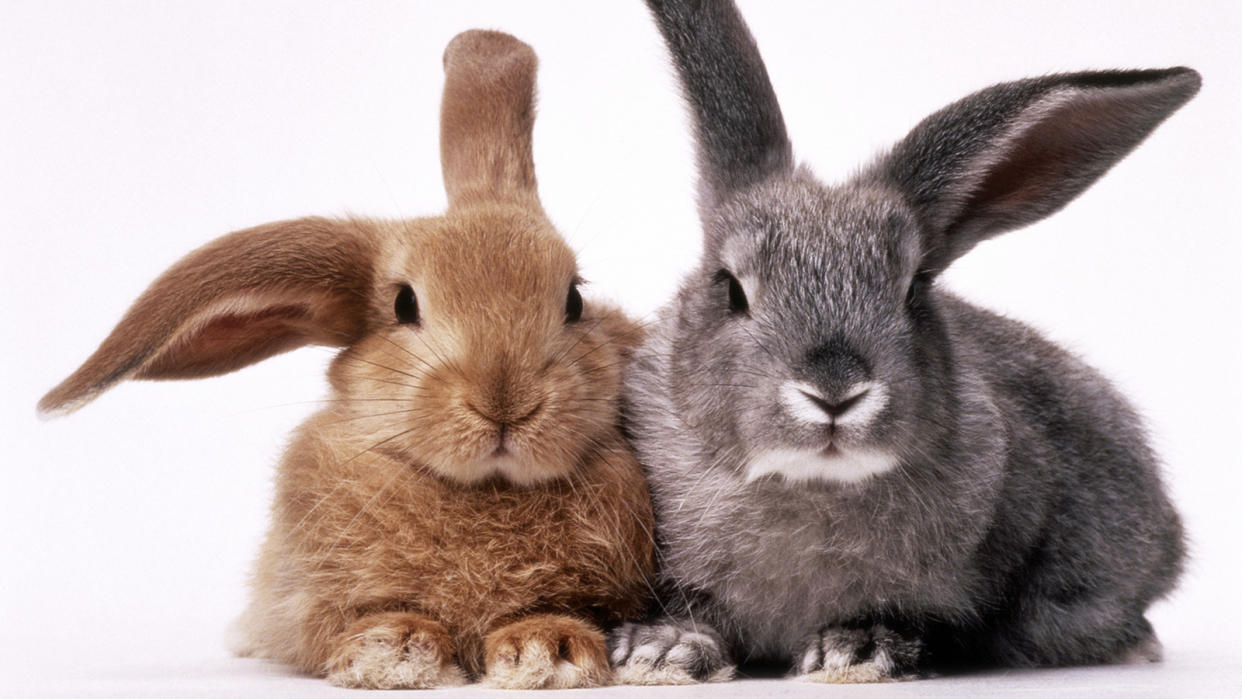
1077,66,1201,100
1141,67,1202,115
442,29,537,77
1163,66,1203,99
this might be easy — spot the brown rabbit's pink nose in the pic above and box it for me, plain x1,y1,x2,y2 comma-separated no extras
470,398,544,428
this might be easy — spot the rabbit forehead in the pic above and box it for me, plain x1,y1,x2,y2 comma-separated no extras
715,178,920,300
382,208,577,316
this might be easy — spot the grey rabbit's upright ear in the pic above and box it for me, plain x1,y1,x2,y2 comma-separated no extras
645,0,793,214
38,218,377,418
871,68,1201,274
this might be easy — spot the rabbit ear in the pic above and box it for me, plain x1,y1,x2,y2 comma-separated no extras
38,217,377,418
873,67,1200,273
645,0,793,212
439,30,542,211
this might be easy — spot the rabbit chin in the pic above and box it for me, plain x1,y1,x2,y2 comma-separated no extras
461,451,573,487
743,446,899,485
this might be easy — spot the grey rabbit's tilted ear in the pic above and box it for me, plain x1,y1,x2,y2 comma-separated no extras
38,218,377,418
870,67,1201,274
645,0,793,213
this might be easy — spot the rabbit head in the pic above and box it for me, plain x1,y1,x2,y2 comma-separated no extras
646,0,1199,485
38,30,638,487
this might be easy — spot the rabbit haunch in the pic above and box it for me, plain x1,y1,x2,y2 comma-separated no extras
40,30,654,689
612,0,1194,684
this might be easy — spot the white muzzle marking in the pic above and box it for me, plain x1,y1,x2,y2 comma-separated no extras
780,380,887,427
745,447,899,484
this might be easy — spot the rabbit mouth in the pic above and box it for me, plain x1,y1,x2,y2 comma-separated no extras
492,423,513,457
744,445,899,485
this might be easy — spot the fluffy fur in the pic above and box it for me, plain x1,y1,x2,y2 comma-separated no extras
613,0,1197,683
40,30,654,688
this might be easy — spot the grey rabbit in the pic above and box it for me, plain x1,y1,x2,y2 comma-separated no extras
610,0,1198,684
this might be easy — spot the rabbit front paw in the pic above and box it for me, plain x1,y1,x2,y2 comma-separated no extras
798,624,922,683
483,614,611,689
325,612,466,689
609,621,735,685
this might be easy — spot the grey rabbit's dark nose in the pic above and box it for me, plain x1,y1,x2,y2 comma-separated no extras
798,387,870,419
804,339,871,396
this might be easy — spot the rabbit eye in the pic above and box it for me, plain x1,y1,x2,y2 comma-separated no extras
565,283,583,324
394,284,419,325
715,269,749,314
906,271,932,310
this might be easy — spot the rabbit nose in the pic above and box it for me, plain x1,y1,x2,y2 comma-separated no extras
798,385,870,419
780,380,883,426
469,392,544,428
804,339,871,391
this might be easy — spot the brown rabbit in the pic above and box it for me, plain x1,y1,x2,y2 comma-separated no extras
37,30,654,689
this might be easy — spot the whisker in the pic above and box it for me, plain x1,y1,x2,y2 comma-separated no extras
321,408,425,427
284,425,418,535
337,352,424,383
551,317,607,368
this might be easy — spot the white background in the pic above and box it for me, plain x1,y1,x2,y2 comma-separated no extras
2,1,1239,696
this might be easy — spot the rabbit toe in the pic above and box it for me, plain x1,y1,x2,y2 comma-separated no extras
798,625,921,683
483,614,611,689
610,621,735,685
325,612,466,689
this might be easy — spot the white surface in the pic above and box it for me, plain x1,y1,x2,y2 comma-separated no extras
3,0,1240,696
9,649,1242,698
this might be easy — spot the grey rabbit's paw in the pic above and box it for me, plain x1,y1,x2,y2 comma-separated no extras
798,625,922,683
609,621,735,685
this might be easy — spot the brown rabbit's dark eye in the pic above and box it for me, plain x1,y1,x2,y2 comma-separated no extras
565,283,583,324
394,284,419,325
715,269,749,314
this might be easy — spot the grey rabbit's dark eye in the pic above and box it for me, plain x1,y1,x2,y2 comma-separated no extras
906,271,932,313
565,283,583,324
394,284,419,325
715,269,749,314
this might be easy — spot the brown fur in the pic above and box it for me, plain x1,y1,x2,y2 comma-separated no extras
441,30,540,210
484,614,611,688
39,29,654,688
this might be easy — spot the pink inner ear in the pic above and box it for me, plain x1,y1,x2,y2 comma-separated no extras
956,88,1155,238
963,113,1078,221
138,305,316,380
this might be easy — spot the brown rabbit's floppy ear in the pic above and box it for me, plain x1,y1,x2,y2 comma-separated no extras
873,67,1201,274
439,30,541,211
38,217,376,417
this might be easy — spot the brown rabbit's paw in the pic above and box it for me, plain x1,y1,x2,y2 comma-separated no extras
326,612,466,689
798,625,921,683
483,614,611,689
610,621,734,685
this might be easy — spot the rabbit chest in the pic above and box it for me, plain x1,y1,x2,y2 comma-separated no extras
275,414,654,638
659,472,994,657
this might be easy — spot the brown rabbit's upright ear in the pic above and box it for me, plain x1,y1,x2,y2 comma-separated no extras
439,30,541,211
38,217,377,417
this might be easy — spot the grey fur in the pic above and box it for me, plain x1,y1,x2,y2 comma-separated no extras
646,0,792,212
617,0,1197,681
